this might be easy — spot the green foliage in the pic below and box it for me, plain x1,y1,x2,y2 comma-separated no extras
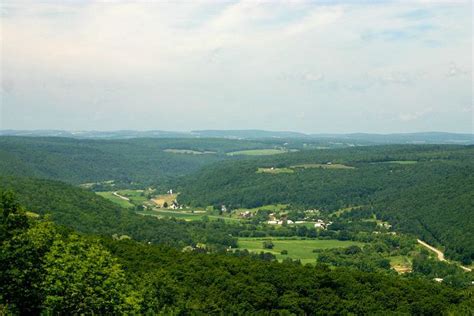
0,194,138,314
1,196,472,314
0,136,297,188
42,235,139,314
179,145,474,262
0,177,238,249
263,240,274,249
103,239,471,315
411,253,473,288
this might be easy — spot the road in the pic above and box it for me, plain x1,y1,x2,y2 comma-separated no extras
113,191,130,201
417,239,472,272
417,239,446,261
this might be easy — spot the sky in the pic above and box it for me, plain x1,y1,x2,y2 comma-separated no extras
0,0,472,133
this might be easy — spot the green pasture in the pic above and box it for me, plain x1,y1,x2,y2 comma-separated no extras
96,191,134,208
164,149,216,155
227,149,289,156
237,238,364,264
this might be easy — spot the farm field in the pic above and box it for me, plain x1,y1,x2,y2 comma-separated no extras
116,189,149,205
291,163,355,170
257,167,294,174
377,160,418,164
151,194,178,207
96,191,134,208
164,149,216,155
237,238,364,264
137,209,241,222
227,149,289,156
137,209,205,220
390,256,412,274
96,189,151,207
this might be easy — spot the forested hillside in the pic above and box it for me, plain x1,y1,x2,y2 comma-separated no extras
179,145,474,263
2,195,472,314
0,136,290,188
0,177,236,249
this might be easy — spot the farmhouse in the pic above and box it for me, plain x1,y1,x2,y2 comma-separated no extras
314,219,332,230
239,211,253,218
268,213,277,221
169,201,180,210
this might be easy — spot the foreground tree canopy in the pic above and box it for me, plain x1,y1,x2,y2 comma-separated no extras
1,193,473,315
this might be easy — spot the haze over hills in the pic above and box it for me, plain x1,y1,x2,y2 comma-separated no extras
1,129,473,144
1,0,473,313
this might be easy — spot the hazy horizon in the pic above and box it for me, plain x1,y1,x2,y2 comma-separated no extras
1,128,473,136
1,0,472,134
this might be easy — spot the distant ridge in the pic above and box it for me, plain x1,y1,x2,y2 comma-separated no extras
1,129,473,144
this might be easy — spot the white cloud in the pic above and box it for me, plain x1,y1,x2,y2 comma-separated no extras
399,107,433,121
1,0,472,133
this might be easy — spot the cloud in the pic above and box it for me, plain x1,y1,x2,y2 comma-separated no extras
1,0,472,133
399,108,433,121
445,62,471,78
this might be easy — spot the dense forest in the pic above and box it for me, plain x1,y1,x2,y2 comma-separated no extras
0,136,294,188
178,145,474,263
1,136,473,313
2,195,473,315
0,177,236,249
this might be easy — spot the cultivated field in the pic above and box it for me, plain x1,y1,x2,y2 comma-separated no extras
227,149,290,156
381,160,418,164
164,149,216,155
151,194,178,208
257,167,294,174
96,191,135,208
137,209,204,220
237,238,364,264
291,163,355,170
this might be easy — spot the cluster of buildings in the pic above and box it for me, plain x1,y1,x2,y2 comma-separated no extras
314,219,332,229
266,213,331,229
239,210,253,218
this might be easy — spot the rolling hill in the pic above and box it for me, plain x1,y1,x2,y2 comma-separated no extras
178,145,474,263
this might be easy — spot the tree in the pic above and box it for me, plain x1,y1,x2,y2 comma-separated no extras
263,241,274,249
41,235,140,314
0,192,55,314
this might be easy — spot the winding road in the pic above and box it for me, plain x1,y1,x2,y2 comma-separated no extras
417,239,472,272
113,191,130,201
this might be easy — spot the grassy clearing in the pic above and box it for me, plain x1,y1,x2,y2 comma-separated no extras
377,160,418,165
137,209,241,222
330,206,362,217
79,180,115,189
26,211,40,218
164,149,216,155
234,204,289,215
97,191,135,208
237,238,364,264
137,209,204,221
257,167,294,174
116,189,149,205
291,163,355,170
390,256,412,273
227,149,289,156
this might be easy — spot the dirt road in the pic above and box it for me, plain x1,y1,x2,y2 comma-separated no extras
417,239,446,261
417,239,472,272
113,191,130,201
